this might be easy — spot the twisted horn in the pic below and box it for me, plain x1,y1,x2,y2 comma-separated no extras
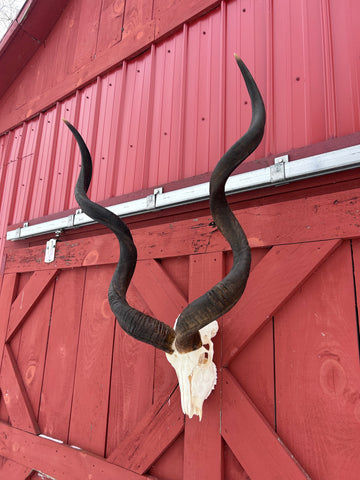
64,55,265,355
174,55,265,352
63,120,175,353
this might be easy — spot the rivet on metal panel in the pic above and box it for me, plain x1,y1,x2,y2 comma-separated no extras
274,155,289,164
23,222,29,228
44,238,57,263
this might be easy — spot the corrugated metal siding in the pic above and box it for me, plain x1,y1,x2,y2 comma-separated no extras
1,0,360,269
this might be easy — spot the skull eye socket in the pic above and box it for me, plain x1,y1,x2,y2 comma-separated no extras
198,351,209,364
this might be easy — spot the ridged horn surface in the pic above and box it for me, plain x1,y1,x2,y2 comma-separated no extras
64,120,175,353
174,56,266,353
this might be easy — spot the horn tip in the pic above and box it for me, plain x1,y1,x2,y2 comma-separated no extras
233,53,241,63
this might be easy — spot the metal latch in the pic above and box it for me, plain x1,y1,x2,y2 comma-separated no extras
44,238,57,263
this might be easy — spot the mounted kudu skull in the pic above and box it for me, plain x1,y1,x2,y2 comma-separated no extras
64,55,265,420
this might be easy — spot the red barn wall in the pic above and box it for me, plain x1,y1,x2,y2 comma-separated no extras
0,1,360,479
1,0,360,272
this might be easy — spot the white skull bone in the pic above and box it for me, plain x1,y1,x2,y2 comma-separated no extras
166,320,219,420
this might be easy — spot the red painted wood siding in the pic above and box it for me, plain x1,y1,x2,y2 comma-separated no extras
1,171,360,479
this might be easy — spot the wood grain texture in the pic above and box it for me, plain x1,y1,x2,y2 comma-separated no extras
106,286,155,456
154,0,220,38
38,268,85,442
132,258,187,321
0,344,39,434
230,320,275,428
0,274,18,424
13,274,55,430
5,186,360,274
222,239,342,365
96,0,126,56
222,369,310,480
0,422,150,480
149,433,184,480
152,257,189,403
0,459,33,479
0,274,17,362
274,241,360,480
6,269,58,340
108,386,184,473
68,265,115,456
183,252,223,479
223,443,251,480
352,238,360,340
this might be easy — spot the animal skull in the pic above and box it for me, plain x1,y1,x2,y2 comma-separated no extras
166,320,218,420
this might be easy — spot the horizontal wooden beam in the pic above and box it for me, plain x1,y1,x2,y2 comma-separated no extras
4,187,360,274
0,423,152,480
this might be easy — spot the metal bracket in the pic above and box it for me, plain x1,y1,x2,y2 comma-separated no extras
270,155,289,183
44,238,57,263
146,187,163,209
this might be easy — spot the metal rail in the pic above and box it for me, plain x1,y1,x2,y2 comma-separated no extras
7,144,360,241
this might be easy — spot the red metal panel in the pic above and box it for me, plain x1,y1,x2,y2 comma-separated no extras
48,95,79,214
1,0,360,271
29,107,59,219
0,127,24,272
11,117,42,225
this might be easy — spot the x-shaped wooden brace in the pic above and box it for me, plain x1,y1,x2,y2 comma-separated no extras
0,239,340,479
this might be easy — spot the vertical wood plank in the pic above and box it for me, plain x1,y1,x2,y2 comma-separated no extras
0,273,18,423
108,386,183,473
275,241,360,480
223,240,341,365
225,247,275,427
0,274,17,362
230,320,275,428
183,252,223,479
68,265,115,456
0,344,39,434
7,269,58,341
13,274,55,425
38,268,85,442
106,283,154,456
122,0,154,38
72,0,102,72
222,369,310,480
132,258,188,404
96,0,126,56
351,238,360,340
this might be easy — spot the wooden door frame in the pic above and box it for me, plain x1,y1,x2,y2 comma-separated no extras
0,183,359,478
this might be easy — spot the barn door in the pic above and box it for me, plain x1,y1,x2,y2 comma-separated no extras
0,181,360,479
